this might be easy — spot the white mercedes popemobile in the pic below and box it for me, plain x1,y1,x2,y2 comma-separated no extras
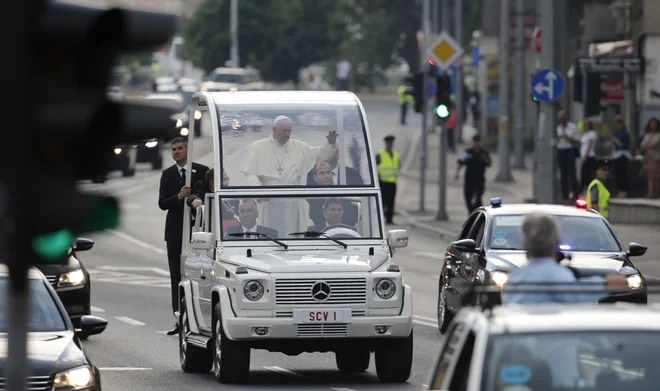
176,91,413,383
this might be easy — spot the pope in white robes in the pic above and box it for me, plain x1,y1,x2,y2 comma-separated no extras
239,115,339,235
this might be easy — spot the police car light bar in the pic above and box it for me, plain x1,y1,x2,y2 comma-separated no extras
576,198,587,209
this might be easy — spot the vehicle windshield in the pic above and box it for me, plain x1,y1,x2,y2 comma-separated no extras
216,195,382,241
211,73,245,84
482,331,658,391
0,278,67,332
488,214,621,252
216,102,374,189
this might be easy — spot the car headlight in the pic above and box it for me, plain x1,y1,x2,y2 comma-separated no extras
243,280,264,301
145,141,158,148
627,274,642,289
194,110,202,120
376,278,396,299
180,127,189,136
200,86,208,92
230,86,238,92
59,269,85,287
53,365,94,390
175,118,183,127
491,271,508,286
113,147,122,155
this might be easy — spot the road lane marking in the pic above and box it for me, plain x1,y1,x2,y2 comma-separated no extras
414,314,437,322
96,266,171,276
155,330,177,336
411,251,444,260
90,306,105,312
104,229,167,255
645,275,660,281
98,367,153,371
114,316,146,326
413,317,438,328
262,366,305,377
331,388,357,391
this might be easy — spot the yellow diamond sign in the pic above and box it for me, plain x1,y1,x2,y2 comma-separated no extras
426,32,464,71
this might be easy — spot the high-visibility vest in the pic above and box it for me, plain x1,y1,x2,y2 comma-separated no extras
398,85,412,104
378,149,399,183
586,179,610,218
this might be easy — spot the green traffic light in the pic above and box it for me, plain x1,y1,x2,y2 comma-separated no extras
435,105,449,118
32,229,74,261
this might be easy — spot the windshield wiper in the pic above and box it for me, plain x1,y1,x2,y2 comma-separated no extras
228,232,288,249
289,231,347,249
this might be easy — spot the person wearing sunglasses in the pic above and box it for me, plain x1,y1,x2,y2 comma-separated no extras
586,159,612,218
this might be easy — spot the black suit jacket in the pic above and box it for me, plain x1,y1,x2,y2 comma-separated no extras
158,162,210,242
307,198,359,227
224,224,278,239
305,166,364,186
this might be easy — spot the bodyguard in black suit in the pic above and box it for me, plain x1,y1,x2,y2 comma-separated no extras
158,137,209,335
223,199,279,239
307,161,362,226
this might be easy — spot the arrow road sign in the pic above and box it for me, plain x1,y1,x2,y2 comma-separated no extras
531,69,564,102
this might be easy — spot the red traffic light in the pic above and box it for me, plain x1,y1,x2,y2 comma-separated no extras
576,199,587,209
428,58,435,66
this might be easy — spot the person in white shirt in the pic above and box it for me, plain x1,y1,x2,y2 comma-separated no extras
556,110,580,200
336,56,351,90
579,120,599,195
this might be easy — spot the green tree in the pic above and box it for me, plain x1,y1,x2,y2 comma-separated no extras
182,0,348,83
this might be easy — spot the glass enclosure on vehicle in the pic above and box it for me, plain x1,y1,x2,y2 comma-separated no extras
214,100,375,189
195,194,383,241
488,214,622,252
482,331,659,391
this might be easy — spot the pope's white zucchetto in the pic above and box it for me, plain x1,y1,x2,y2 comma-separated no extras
273,115,291,126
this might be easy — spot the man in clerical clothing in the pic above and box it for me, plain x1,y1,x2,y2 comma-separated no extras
239,115,339,234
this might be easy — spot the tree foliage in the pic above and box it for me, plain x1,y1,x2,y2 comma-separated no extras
182,0,348,83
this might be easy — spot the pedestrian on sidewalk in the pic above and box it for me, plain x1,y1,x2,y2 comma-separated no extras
579,120,599,195
376,135,399,224
455,134,492,214
609,115,631,198
556,110,580,200
640,117,660,198
397,78,413,125
586,159,612,219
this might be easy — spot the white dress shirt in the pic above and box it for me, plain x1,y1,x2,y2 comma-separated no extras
556,122,579,150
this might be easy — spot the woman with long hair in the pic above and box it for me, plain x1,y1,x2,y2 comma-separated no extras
641,117,660,198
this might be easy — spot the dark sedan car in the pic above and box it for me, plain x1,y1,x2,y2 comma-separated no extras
0,265,106,390
437,198,648,333
34,238,95,339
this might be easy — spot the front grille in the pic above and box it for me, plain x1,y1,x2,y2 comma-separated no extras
297,324,348,337
0,375,53,391
275,278,367,305
276,310,366,318
45,275,58,288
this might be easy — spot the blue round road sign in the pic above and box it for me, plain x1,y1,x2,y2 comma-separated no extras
531,69,564,102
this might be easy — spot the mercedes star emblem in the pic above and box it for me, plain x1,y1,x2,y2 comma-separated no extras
311,281,332,301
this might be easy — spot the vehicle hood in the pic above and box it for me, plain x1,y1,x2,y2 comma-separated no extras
0,332,87,376
34,251,81,276
486,251,636,276
226,251,388,273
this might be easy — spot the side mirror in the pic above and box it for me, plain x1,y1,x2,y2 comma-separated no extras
74,238,95,252
77,315,107,336
387,229,409,257
454,238,478,253
191,232,214,250
627,242,647,257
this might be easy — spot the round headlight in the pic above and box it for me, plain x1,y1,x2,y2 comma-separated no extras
491,271,508,286
243,280,264,301
180,127,189,136
627,275,642,289
175,118,183,127
194,110,202,120
376,278,396,299
113,148,122,155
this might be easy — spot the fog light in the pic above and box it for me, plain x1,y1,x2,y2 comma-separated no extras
375,326,388,334
255,327,269,336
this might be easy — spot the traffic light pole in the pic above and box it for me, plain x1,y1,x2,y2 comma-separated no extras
512,0,526,169
418,0,431,213
435,0,449,221
496,0,514,183
454,0,464,144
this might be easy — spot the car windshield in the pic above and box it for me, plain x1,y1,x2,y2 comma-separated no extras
0,278,67,332
211,73,245,83
482,331,659,391
216,195,382,241
216,102,374,189
488,214,621,252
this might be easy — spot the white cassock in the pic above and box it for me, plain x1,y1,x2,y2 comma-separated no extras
240,135,338,234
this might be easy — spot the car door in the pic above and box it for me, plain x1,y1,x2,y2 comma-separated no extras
453,213,487,307
445,213,480,312
428,321,471,390
198,193,217,331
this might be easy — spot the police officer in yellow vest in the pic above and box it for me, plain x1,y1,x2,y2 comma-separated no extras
587,159,612,218
398,78,413,125
376,135,399,224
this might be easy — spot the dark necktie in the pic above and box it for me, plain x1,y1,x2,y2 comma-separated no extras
180,168,186,185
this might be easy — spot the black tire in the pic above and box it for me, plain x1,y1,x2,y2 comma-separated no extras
179,298,212,373
335,349,370,372
212,303,250,383
375,331,413,383
438,278,453,333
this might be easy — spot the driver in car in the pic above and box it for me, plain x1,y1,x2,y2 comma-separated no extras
224,199,278,239
307,198,356,232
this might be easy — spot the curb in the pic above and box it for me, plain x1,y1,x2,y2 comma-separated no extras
397,209,459,240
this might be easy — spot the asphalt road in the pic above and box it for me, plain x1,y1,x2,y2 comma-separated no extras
74,96,660,391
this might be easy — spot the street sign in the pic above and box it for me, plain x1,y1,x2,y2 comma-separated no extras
471,46,480,67
531,69,564,102
425,81,436,99
576,57,642,74
426,31,464,72
531,27,541,54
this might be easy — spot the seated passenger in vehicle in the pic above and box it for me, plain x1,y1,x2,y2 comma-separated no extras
224,199,278,239
307,198,356,232
307,161,359,226
305,149,364,186
187,169,240,233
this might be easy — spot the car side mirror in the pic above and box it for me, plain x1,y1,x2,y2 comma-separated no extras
387,229,409,256
627,242,647,257
454,238,478,253
77,315,107,336
74,238,94,252
191,232,214,250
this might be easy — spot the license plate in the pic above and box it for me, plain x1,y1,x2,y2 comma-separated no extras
292,309,352,324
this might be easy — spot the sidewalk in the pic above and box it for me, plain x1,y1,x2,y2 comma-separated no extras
396,124,535,239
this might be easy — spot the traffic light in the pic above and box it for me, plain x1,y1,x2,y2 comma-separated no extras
412,72,424,113
584,73,605,117
24,3,178,264
435,74,451,119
